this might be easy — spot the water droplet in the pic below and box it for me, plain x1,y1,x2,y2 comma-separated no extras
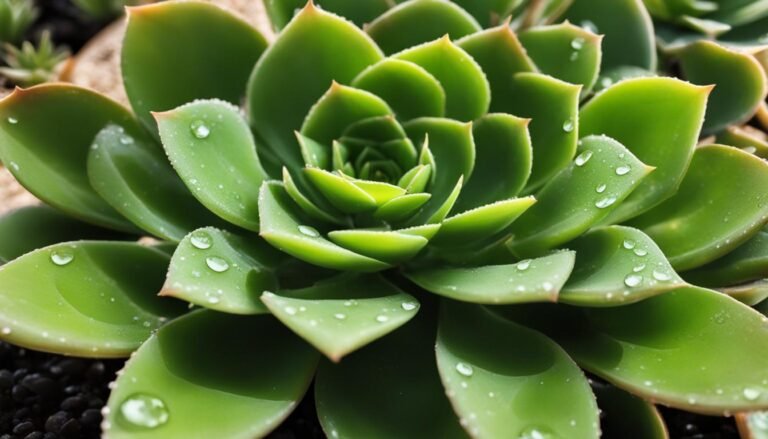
401,302,417,311
119,135,134,145
633,264,646,272
562,119,575,133
600,77,613,88
574,150,593,166
652,270,671,281
334,313,346,320
595,184,607,193
1,327,11,335
570,37,585,50
456,362,474,377
205,256,229,273
622,239,636,250
581,20,598,33
7,117,17,124
376,315,389,323
516,259,532,271
50,249,74,266
615,165,631,176
624,274,643,287
190,231,212,249
633,248,648,257
9,161,19,171
298,225,320,238
519,426,558,439
190,120,210,139
595,196,617,209
119,393,169,429
744,388,762,400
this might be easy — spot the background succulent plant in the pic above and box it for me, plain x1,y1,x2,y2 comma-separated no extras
1,0,768,437
0,0,37,45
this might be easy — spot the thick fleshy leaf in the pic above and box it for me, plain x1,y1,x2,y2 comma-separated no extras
632,145,768,271
374,193,432,222
403,118,475,225
0,242,183,357
436,301,600,439
563,0,657,70
365,0,481,55
718,280,768,306
315,310,468,439
123,1,266,132
0,206,127,264
303,167,379,213
282,168,347,226
161,228,279,315
88,125,224,241
352,59,446,120
683,230,768,287
261,274,419,361
104,311,318,438
248,3,383,171
717,125,768,158
265,0,393,29
407,251,575,304
259,182,390,272
509,135,652,257
155,99,268,231
393,37,490,121
432,197,536,247
561,226,686,306
451,0,517,26
456,25,537,114
301,83,392,145
678,40,768,134
518,22,602,95
592,382,669,439
328,229,430,263
503,287,768,414
455,114,532,211
0,85,138,231
579,77,711,223
506,73,581,192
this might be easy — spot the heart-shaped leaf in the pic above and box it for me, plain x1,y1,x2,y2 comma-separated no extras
248,3,383,172
632,145,768,271
365,0,481,55
436,301,600,439
104,310,318,438
155,99,268,231
123,1,267,132
561,226,686,306
261,274,419,361
0,85,139,231
579,77,711,223
161,228,279,315
0,242,183,357
407,251,575,304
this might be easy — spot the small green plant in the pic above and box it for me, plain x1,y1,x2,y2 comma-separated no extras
0,0,37,45
0,31,69,87
1,1,768,437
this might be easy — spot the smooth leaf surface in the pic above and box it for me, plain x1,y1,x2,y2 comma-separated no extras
718,280,768,306
156,99,268,231
0,85,138,231
432,197,536,247
579,77,711,223
328,229,430,263
436,301,600,439
261,274,419,361
633,145,768,271
104,311,318,438
561,226,686,306
315,311,468,439
683,230,768,287
123,1,267,132
0,242,183,357
407,251,575,304
365,0,481,55
161,228,279,315
509,135,651,257
503,287,768,414
248,3,383,171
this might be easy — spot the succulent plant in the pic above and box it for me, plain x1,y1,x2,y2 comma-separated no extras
2,0,768,437
0,31,70,87
0,0,37,45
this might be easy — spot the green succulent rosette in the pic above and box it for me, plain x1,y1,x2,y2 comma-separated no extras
1,1,768,438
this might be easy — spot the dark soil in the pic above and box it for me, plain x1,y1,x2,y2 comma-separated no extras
660,407,740,439
28,0,113,52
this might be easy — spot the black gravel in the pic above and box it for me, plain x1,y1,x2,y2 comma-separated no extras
660,406,740,439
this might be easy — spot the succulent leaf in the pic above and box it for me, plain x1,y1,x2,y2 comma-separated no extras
683,229,768,288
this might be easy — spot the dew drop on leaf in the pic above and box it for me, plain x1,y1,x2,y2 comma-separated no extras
401,302,417,311
574,150,592,166
595,196,616,209
562,119,575,133
519,426,558,439
581,20,598,33
190,120,210,139
633,264,646,273
516,259,532,271
205,256,229,273
624,274,643,287
595,184,606,193
570,37,585,50
375,315,389,323
622,239,636,250
298,225,320,238
334,313,346,320
50,250,74,266
744,388,762,401
1,327,11,335
190,231,212,250
455,362,474,377
7,117,17,124
652,270,671,281
119,135,134,145
119,393,169,429
615,165,631,176
633,248,648,257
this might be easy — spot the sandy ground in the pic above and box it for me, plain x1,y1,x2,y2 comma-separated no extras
0,0,274,215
